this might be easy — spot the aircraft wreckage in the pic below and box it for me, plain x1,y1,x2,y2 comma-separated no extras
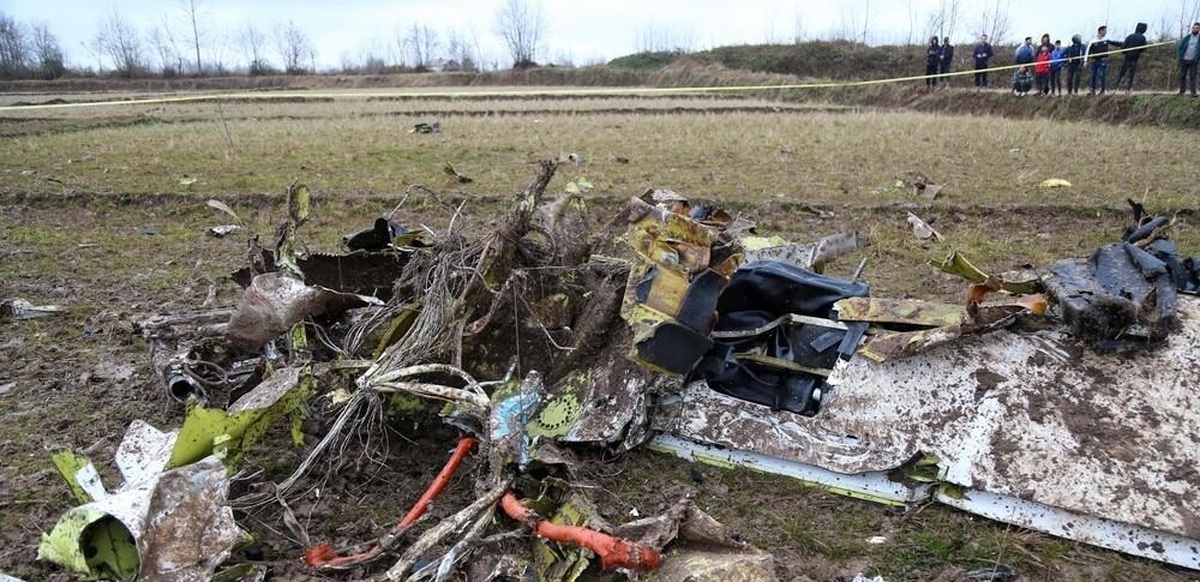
34,161,1200,580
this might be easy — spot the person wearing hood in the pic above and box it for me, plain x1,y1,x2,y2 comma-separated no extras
1064,34,1087,94
1083,25,1123,95
926,36,941,89
1114,22,1149,92
1178,22,1200,96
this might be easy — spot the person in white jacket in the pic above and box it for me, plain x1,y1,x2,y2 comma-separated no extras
1082,25,1123,95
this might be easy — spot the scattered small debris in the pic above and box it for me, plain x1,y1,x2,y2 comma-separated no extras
205,199,243,225
1039,178,1072,188
443,161,472,183
1,298,66,321
207,224,241,238
136,226,160,236
0,382,14,396
564,177,593,194
966,564,1017,581
906,211,942,241
179,175,198,186
410,121,441,134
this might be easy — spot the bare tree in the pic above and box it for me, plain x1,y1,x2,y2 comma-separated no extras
494,0,546,68
30,23,65,79
148,19,183,76
404,23,439,69
976,0,1011,46
179,0,204,74
0,13,28,78
861,0,871,44
241,24,271,74
94,10,145,77
926,0,962,42
445,30,476,71
275,21,314,74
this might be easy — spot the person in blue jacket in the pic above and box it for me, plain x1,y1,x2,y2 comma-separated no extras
973,34,994,88
926,36,941,89
1050,39,1066,95
1014,37,1035,65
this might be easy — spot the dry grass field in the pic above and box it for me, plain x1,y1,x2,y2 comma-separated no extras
1,89,1198,581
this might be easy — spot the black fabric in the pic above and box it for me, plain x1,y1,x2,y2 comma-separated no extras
698,261,869,416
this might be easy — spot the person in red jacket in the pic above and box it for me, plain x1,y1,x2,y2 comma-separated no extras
1034,44,1052,95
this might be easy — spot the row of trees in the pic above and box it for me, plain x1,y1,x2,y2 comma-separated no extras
0,0,546,79
6,0,1200,81
0,14,66,79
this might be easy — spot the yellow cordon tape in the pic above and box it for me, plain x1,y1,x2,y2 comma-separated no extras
0,40,1174,112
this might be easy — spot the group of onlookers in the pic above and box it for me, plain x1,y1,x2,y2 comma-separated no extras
924,21,1200,97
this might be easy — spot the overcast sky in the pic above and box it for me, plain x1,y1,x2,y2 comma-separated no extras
4,0,1198,71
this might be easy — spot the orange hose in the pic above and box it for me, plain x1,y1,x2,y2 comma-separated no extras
304,436,477,569
500,491,663,572
399,436,477,528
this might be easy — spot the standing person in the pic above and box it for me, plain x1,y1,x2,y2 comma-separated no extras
1039,33,1053,52
973,34,994,88
1083,25,1123,95
1114,23,1149,92
1065,34,1087,94
1034,45,1052,95
939,36,954,87
1015,37,1035,65
1050,40,1066,95
1179,22,1200,96
926,36,941,90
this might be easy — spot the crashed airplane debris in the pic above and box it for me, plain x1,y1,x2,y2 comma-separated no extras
37,163,1200,580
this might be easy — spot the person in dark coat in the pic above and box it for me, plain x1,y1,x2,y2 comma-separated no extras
1114,22,1149,92
926,36,941,89
1064,34,1087,94
939,36,954,85
973,34,994,88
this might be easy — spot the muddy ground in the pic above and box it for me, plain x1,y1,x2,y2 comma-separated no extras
1,191,1197,582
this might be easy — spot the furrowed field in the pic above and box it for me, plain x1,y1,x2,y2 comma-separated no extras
1,87,1198,581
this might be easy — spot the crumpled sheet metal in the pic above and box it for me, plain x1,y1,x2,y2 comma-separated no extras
39,422,238,581
655,296,1200,566
226,272,383,351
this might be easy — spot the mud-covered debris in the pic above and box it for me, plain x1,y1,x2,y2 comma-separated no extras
225,272,383,352
1,297,66,321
